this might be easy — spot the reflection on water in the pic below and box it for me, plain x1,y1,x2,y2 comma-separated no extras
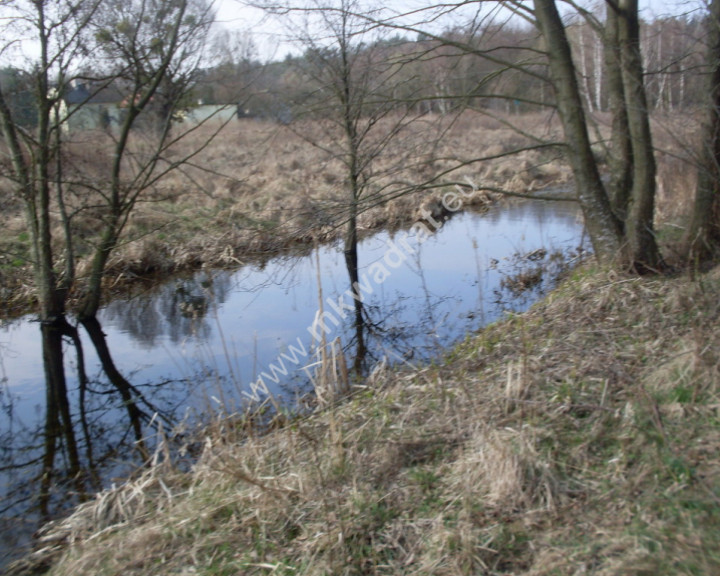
102,273,236,347
0,317,170,568
0,200,585,568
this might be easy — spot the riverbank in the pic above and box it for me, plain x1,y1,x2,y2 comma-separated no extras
11,261,720,575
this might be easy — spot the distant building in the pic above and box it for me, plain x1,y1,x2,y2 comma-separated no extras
184,103,237,125
61,80,124,132
59,81,240,131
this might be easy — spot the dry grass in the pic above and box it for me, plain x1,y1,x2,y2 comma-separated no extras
9,262,720,576
651,112,702,233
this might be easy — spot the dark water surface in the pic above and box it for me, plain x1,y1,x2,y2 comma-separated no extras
0,200,585,567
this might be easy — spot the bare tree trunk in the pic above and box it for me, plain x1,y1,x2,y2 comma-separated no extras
578,25,594,112
78,0,199,320
0,86,63,321
0,1,69,322
617,0,662,271
605,2,633,223
534,0,623,263
655,31,666,110
680,63,685,109
686,0,720,262
342,94,367,372
77,214,122,321
343,210,367,373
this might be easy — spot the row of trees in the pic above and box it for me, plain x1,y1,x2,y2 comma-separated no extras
533,0,719,267
248,0,715,275
568,11,707,113
11,8,705,125
203,7,711,118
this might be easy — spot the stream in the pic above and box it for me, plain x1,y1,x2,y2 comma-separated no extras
0,199,586,567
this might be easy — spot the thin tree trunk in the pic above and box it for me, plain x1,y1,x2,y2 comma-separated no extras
605,1,634,223
55,114,75,301
343,212,367,373
77,1,190,321
34,3,65,320
594,32,603,111
579,25,594,112
655,31,666,110
0,86,63,320
339,12,367,373
77,217,121,320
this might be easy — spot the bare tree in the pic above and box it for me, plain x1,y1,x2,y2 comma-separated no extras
457,0,662,270
261,0,437,369
0,0,103,322
614,0,662,270
533,0,624,263
341,0,669,270
76,0,217,319
604,1,633,220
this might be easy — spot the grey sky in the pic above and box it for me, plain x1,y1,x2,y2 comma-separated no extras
215,0,706,62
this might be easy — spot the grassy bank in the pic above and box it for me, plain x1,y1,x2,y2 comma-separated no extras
12,262,720,575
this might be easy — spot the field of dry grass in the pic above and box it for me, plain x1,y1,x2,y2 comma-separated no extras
10,261,720,575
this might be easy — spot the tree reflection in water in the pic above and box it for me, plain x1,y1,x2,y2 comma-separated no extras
100,272,234,346
1,314,188,567
1,272,237,566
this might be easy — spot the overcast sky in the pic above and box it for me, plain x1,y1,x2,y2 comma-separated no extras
214,0,707,62
0,0,708,67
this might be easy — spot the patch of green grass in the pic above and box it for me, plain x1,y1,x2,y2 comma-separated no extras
203,543,242,576
669,383,694,403
409,467,441,494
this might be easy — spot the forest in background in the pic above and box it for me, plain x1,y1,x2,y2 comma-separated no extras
2,7,706,120
198,10,710,119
